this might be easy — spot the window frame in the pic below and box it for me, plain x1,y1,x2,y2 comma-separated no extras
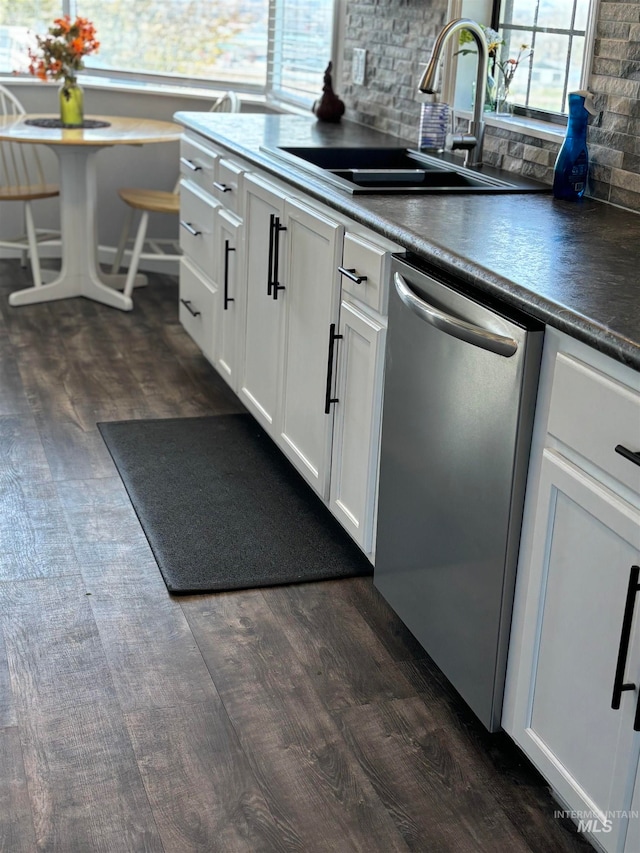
266,0,340,107
489,0,599,123
8,0,339,108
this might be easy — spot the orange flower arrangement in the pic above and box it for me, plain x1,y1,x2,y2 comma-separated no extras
28,16,99,91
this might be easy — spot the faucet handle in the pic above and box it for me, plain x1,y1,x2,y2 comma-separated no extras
450,133,477,152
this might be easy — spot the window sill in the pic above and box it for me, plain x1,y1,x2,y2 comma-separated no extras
4,74,311,116
456,107,565,143
3,73,271,109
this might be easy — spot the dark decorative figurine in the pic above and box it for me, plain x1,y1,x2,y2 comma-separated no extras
312,61,345,123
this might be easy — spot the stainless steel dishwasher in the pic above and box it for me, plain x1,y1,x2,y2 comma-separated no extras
375,253,543,731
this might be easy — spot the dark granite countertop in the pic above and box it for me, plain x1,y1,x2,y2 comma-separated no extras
174,111,640,372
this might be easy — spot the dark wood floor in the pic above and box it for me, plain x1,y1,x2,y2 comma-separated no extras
0,260,593,853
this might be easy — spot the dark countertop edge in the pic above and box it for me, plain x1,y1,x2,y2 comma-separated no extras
175,113,640,373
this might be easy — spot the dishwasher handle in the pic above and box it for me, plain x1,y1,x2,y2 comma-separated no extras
394,272,518,358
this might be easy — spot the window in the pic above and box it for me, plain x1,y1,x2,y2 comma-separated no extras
493,0,592,118
1,0,334,103
79,0,270,88
268,0,335,104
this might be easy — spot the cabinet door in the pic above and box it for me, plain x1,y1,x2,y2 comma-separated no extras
212,209,242,390
239,174,286,434
179,257,217,362
179,181,218,279
180,134,219,194
329,300,386,554
277,197,344,498
625,767,640,852
214,158,244,216
508,449,640,853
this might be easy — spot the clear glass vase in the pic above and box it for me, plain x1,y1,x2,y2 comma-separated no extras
494,81,513,116
484,73,497,112
59,82,84,127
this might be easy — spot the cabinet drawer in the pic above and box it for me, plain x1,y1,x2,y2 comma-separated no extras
179,258,216,360
213,158,244,215
340,233,392,315
179,135,218,194
548,352,640,495
179,183,218,277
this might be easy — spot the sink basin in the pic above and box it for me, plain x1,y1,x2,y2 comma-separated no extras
330,168,492,190
271,147,439,171
261,145,550,195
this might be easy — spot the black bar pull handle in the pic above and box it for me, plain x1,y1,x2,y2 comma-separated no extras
615,445,640,468
180,298,201,318
179,157,202,172
179,220,201,237
612,565,640,710
338,266,368,285
213,181,232,193
267,213,275,296
324,323,343,414
272,217,286,300
223,239,235,310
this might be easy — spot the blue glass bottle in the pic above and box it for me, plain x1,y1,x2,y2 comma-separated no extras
553,90,597,201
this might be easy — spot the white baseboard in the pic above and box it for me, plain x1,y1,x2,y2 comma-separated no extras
0,246,179,278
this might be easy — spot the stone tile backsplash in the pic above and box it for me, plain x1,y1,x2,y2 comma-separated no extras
340,0,640,213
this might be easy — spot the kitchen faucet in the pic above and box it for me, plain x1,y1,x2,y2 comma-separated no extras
419,18,489,167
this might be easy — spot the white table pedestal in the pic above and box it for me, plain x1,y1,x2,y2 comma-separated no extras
9,145,146,311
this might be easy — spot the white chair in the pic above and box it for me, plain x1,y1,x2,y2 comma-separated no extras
0,84,60,289
111,91,240,302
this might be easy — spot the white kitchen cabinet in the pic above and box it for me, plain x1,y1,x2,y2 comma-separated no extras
178,180,219,360
237,166,404,546
179,133,219,192
178,131,402,556
327,231,396,557
179,131,246,372
277,197,344,498
521,451,639,849
327,233,401,562
503,330,640,853
241,175,346,499
234,164,399,549
340,231,391,315
626,768,640,852
213,157,244,215
239,172,287,433
179,181,218,279
329,300,386,553
178,257,217,362
211,208,243,389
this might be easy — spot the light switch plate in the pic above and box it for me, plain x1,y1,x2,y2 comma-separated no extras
352,48,366,86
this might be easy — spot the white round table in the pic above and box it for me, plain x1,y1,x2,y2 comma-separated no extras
0,114,182,311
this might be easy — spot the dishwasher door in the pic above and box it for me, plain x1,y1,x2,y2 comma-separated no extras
374,254,543,731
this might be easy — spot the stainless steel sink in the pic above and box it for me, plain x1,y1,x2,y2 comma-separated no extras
261,145,550,195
